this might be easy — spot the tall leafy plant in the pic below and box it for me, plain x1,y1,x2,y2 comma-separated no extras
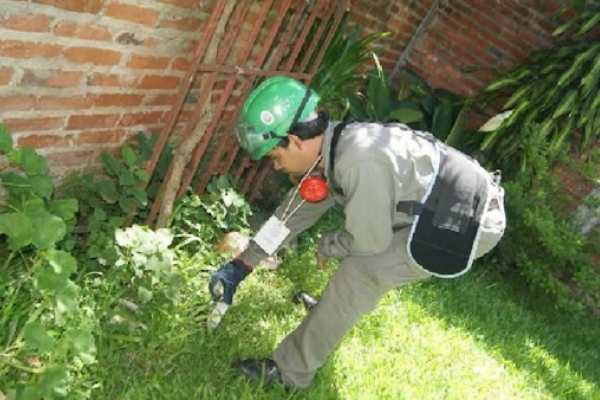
347,63,472,149
480,0,600,174
309,12,389,120
0,125,98,399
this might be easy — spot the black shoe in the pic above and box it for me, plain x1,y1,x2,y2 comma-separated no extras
293,291,319,310
233,358,283,387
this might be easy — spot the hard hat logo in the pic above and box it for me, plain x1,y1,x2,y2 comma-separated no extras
260,110,275,125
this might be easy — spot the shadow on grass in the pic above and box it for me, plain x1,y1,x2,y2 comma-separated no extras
402,264,600,400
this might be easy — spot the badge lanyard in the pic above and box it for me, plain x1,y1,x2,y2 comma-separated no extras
253,155,322,255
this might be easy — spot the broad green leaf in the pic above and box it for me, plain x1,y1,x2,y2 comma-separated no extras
23,322,55,353
47,250,77,275
39,365,68,397
34,265,68,292
215,175,230,190
101,152,121,177
389,108,424,124
96,180,118,204
431,98,454,139
445,100,471,148
119,196,135,214
0,124,12,153
135,169,150,183
131,186,148,206
138,286,153,303
122,145,137,168
0,212,33,250
119,169,136,187
29,175,54,199
17,384,43,400
1,172,33,201
20,148,48,176
93,207,108,221
21,198,45,214
67,328,97,364
28,210,66,250
54,283,79,317
48,199,79,221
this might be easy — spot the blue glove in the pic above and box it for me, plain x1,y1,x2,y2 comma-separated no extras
208,259,252,304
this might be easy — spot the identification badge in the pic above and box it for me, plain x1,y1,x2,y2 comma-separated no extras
253,216,291,256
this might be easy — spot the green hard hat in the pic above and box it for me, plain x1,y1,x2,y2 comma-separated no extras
235,76,320,160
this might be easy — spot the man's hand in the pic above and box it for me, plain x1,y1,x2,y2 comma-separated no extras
208,259,252,304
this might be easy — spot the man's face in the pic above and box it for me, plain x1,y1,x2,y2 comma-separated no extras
266,136,315,176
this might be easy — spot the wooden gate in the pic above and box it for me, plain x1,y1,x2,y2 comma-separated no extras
144,0,349,227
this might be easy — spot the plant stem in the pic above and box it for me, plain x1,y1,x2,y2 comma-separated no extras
0,355,43,374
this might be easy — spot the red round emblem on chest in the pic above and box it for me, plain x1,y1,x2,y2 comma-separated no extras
300,176,329,202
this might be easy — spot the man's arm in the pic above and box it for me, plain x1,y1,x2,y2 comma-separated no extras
238,184,336,266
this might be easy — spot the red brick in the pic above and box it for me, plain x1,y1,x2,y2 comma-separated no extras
119,112,165,127
87,73,137,87
45,149,100,168
0,67,14,85
48,70,84,87
53,22,112,42
159,16,203,32
0,40,62,59
32,0,103,14
73,129,126,145
139,75,181,90
126,55,171,70
0,95,36,111
66,114,120,130
4,117,64,132
144,94,177,106
17,133,72,148
64,46,122,65
37,95,94,110
172,57,192,71
155,0,199,9
106,3,159,26
94,94,144,107
0,13,53,32
20,69,83,87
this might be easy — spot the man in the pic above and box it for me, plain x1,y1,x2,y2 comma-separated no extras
209,76,506,389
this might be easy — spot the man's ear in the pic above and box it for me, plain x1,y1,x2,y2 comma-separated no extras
287,134,303,149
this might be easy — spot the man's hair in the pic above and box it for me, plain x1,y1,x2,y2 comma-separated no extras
276,111,329,149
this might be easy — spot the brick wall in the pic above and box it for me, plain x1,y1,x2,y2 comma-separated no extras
406,0,567,99
349,0,436,72
0,0,585,179
0,0,209,176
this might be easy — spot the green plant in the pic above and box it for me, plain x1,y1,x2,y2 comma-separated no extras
553,0,600,37
480,2,600,174
70,133,171,263
0,125,97,399
347,64,473,150
170,176,252,260
114,225,181,305
309,12,389,121
493,144,600,311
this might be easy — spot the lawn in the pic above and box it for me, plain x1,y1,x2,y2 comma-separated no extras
90,228,600,400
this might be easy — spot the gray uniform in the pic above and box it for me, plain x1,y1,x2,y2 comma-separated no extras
240,122,506,388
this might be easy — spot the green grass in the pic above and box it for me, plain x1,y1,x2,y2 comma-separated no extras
90,242,600,400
